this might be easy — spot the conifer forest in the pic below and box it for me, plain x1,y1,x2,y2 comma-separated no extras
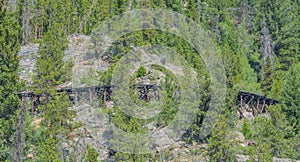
0,0,299,161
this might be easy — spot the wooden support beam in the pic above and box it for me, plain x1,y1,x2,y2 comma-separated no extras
104,89,107,105
239,96,245,119
261,100,266,114
89,88,93,105
75,92,78,105
255,99,260,116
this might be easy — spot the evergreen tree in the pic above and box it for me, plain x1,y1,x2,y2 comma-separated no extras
269,76,283,100
251,105,296,159
33,21,71,92
3,0,299,160
273,0,300,72
208,114,236,161
235,56,261,93
32,19,74,160
84,144,99,162
260,56,275,95
36,92,76,161
280,63,300,134
222,43,242,111
36,136,61,161
241,119,252,139
0,1,21,160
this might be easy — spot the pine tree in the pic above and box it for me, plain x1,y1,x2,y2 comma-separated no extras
222,43,242,111
0,1,21,160
273,0,300,72
251,105,295,160
208,114,236,161
280,63,300,134
252,0,299,76
269,76,282,100
260,56,275,95
32,20,74,160
35,92,76,161
84,144,99,162
36,136,61,161
235,56,261,93
32,21,71,92
241,119,252,139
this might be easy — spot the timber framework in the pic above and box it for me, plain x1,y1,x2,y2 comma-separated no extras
16,84,162,113
236,91,279,119
16,87,279,118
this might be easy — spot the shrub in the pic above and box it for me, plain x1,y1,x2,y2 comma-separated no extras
241,119,252,139
136,66,147,78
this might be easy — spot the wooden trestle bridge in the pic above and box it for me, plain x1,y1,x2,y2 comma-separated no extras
16,84,162,113
13,87,279,161
237,91,279,118
16,86,279,117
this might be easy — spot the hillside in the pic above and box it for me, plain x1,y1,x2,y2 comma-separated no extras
1,0,299,161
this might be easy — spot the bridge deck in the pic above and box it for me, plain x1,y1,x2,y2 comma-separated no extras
237,91,279,105
16,84,162,98
16,87,279,119
16,85,116,98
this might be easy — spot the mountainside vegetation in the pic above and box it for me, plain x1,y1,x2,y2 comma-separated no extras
0,0,299,161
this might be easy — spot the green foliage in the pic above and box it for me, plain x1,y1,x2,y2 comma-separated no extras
208,114,236,162
269,77,283,100
251,105,296,159
36,136,61,161
112,152,151,162
241,119,252,139
110,108,146,133
81,68,98,86
85,144,99,162
235,56,261,93
97,64,114,85
280,63,300,134
29,11,75,161
2,0,300,160
34,92,77,161
136,66,147,78
42,92,76,135
0,1,21,160
33,21,71,92
260,56,275,95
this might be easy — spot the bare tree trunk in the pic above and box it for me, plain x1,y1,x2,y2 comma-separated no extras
127,0,133,11
21,0,31,45
11,97,27,161
215,13,221,44
260,18,275,64
241,0,246,22
197,0,201,22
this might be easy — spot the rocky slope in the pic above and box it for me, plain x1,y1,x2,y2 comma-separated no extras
18,35,299,162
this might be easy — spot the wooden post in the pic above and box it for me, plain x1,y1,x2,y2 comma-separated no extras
89,88,93,104
75,91,78,105
146,87,150,102
256,99,260,115
36,96,40,116
35,24,38,39
261,100,266,113
32,95,35,114
239,96,245,119
104,89,107,105
250,99,256,116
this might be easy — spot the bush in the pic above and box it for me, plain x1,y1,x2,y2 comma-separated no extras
241,119,252,139
136,66,147,78
85,144,99,162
